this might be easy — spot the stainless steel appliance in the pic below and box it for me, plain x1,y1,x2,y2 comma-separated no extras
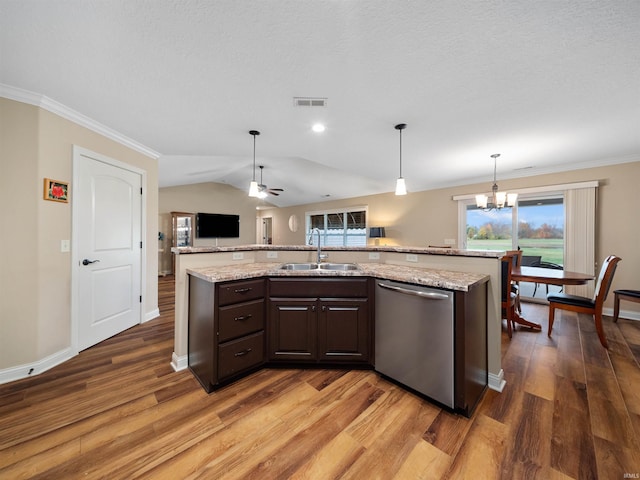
375,280,455,408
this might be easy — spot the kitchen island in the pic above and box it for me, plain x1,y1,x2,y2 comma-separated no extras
187,260,489,415
171,245,505,393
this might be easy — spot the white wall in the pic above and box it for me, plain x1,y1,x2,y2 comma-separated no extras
0,97,159,378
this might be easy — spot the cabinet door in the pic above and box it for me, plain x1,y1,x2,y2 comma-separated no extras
318,299,369,362
269,299,317,361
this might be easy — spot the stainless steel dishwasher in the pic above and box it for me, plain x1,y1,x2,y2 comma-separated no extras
375,279,455,408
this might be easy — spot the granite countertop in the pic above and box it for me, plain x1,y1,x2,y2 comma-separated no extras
173,244,502,259
187,262,489,292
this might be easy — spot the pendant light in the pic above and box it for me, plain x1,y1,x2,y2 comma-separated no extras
248,130,260,197
257,165,268,199
394,123,407,195
475,153,517,210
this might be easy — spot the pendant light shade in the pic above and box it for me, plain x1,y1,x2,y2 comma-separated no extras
248,130,260,197
394,123,407,196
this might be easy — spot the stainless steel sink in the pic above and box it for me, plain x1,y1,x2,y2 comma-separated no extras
279,263,318,270
317,263,360,271
278,262,360,271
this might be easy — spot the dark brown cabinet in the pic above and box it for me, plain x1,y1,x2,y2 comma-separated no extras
318,299,369,362
269,299,317,361
188,276,265,392
187,272,486,416
268,278,372,364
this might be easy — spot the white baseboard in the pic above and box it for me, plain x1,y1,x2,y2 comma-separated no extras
0,347,76,385
171,352,188,371
488,369,506,392
144,308,160,323
604,306,640,322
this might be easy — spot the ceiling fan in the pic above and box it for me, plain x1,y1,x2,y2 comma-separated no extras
257,165,284,197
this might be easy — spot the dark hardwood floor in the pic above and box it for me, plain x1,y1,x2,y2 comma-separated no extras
1,275,639,479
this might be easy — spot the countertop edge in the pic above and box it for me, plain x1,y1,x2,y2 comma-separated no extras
173,244,502,259
186,262,490,292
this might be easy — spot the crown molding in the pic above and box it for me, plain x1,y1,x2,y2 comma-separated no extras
0,83,160,160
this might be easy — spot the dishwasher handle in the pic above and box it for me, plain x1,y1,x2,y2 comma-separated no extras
377,282,450,300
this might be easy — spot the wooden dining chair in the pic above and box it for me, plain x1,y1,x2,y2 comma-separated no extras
506,250,523,313
501,254,519,338
547,255,621,348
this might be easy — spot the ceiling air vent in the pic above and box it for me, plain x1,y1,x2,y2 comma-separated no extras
293,97,327,107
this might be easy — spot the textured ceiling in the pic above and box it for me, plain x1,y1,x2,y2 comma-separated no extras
2,0,639,207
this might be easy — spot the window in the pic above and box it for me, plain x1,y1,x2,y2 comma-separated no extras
306,207,367,247
517,197,564,265
457,180,599,300
464,194,565,300
465,195,565,265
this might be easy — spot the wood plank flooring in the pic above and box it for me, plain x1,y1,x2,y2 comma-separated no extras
1,276,639,479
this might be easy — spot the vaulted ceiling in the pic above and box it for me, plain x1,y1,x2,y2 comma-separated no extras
2,1,639,207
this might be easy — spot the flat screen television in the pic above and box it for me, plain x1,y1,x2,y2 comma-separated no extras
196,213,240,238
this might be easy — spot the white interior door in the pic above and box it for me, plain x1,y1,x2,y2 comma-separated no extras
74,149,142,351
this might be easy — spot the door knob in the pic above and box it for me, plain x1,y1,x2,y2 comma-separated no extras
81,259,100,266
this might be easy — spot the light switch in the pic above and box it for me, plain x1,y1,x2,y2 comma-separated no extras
267,251,278,259
61,240,70,252
232,252,244,260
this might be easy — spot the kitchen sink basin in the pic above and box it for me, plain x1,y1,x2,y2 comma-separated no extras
279,263,319,270
278,262,360,271
318,263,360,271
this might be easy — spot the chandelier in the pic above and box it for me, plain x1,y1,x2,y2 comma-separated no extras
475,153,517,210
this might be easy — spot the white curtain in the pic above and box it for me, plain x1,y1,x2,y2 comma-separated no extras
564,186,597,297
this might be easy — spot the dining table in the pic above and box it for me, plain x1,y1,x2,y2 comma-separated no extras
509,265,595,331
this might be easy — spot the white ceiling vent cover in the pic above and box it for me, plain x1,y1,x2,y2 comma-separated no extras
293,97,327,107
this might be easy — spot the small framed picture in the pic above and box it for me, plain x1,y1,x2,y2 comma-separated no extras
44,178,69,203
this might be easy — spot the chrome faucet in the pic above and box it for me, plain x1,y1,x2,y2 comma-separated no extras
311,228,328,264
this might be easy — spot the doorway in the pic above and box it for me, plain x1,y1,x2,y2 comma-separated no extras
262,217,273,244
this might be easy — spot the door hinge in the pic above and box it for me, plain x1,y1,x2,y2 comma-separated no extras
140,241,143,248
140,187,143,195
140,295,142,303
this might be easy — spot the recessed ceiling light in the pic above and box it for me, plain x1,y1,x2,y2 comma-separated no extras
312,123,326,133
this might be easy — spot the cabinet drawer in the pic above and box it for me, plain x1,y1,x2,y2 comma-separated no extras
218,279,265,306
218,299,264,342
218,331,264,380
269,278,369,298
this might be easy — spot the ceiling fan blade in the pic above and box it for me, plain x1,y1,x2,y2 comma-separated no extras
268,191,280,196
269,188,284,192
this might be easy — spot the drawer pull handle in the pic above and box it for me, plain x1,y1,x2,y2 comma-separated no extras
234,288,252,294
234,314,252,322
234,348,252,357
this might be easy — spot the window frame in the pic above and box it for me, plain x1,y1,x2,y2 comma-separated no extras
454,181,597,249
461,192,565,256
305,206,368,247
